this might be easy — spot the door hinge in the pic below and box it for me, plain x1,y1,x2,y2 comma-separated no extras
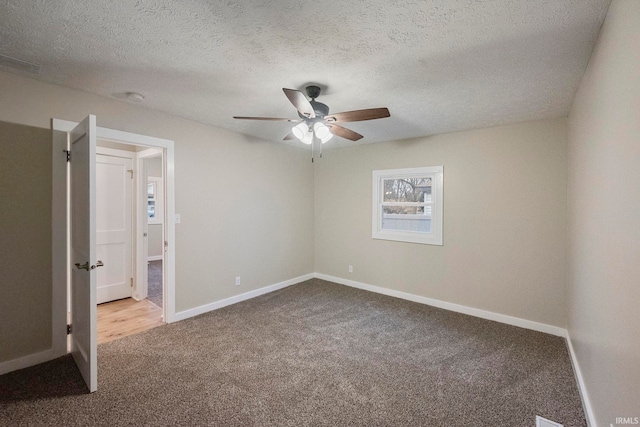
130,277,134,287
67,324,72,335
64,150,71,162
127,169,133,179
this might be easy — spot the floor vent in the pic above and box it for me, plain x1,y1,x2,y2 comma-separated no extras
536,415,563,427
0,53,41,74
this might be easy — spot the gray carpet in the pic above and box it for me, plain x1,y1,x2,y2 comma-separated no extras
147,260,162,307
0,279,586,426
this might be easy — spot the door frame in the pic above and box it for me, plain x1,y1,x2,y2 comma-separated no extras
52,119,177,358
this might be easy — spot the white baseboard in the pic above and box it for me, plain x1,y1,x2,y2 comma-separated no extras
0,348,57,376
314,273,567,337
173,273,315,322
147,255,163,262
565,334,596,427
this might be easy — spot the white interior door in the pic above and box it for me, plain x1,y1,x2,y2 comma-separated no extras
96,154,133,304
70,115,98,392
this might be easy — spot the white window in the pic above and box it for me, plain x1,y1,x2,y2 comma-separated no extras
372,166,443,245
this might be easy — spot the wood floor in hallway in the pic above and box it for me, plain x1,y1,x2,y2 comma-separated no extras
97,298,164,344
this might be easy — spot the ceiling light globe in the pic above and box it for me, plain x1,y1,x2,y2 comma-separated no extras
301,131,313,145
292,122,309,141
320,133,333,144
313,122,331,139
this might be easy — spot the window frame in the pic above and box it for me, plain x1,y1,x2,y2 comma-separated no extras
372,166,443,245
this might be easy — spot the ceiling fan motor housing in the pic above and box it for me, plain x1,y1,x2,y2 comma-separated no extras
305,85,321,99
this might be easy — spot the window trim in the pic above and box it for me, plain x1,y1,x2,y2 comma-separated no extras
372,166,443,245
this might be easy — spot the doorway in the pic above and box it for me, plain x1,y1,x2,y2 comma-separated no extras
94,141,166,343
51,118,177,391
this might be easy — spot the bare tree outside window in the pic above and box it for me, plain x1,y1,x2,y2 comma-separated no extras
382,178,432,214
373,166,443,245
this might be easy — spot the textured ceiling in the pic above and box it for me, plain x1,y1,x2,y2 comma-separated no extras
0,0,611,147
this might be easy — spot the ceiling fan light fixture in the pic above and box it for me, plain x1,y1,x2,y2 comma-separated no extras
313,122,330,139
292,122,309,141
301,131,313,145
320,133,333,144
235,86,390,147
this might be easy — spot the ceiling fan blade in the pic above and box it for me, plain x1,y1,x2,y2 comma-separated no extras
325,108,390,123
328,124,363,141
283,132,296,140
233,116,299,122
283,88,316,119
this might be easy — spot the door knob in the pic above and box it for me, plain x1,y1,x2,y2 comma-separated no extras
75,262,90,270
75,261,104,270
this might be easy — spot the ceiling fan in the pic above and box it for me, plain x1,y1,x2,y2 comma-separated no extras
233,85,390,144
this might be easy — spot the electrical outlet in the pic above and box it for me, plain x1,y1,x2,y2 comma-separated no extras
235,276,241,286
348,265,353,273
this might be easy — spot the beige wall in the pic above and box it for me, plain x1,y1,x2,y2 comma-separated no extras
0,70,314,318
0,121,52,361
146,157,162,177
567,0,640,424
315,118,568,327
